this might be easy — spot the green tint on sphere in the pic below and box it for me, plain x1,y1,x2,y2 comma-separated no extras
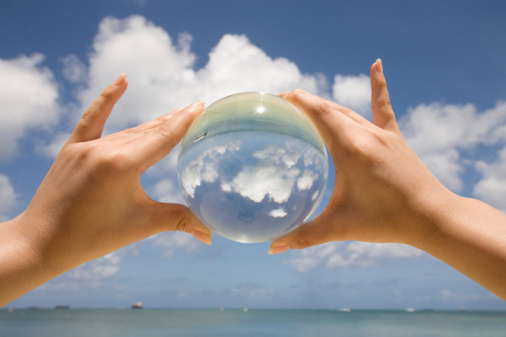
177,92,328,243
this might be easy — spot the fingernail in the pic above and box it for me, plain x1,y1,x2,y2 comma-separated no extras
268,245,290,255
278,91,291,98
192,230,212,245
113,73,127,86
186,101,205,113
375,58,383,74
188,101,204,108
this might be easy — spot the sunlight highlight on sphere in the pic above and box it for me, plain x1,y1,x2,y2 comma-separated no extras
177,92,328,243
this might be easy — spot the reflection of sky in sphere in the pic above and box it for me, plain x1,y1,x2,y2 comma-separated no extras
179,132,328,243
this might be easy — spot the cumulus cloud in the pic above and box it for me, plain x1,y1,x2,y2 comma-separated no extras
61,54,87,84
326,242,424,269
474,146,506,212
39,246,138,291
151,178,185,204
0,174,17,221
35,132,71,158
332,74,371,118
285,243,337,273
285,242,424,273
150,232,202,258
400,101,506,192
72,15,324,134
0,54,60,159
67,252,122,282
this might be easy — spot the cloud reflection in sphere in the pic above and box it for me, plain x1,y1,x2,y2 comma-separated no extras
177,92,328,243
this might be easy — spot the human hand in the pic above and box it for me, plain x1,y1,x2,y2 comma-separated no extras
12,74,211,278
269,60,456,254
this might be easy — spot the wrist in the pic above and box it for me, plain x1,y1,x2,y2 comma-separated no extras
399,185,460,250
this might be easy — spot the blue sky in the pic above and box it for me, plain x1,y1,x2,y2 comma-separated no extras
1,0,506,310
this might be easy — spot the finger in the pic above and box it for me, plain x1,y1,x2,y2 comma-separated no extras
127,101,204,171
149,202,212,245
370,59,399,132
281,90,353,149
269,209,343,254
67,74,128,144
121,107,186,136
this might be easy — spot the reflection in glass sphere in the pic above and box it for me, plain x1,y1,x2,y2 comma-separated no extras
177,92,328,243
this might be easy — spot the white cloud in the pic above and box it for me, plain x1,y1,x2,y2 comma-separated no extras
0,174,17,221
285,243,337,273
151,178,185,204
269,207,287,218
230,165,300,203
68,252,122,282
332,74,371,118
285,241,424,273
400,101,506,192
0,54,60,159
73,15,325,134
180,141,242,198
150,231,202,258
35,132,71,158
474,146,506,212
61,54,87,84
326,242,424,269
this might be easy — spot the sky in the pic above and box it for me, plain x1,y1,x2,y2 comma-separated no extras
1,0,506,310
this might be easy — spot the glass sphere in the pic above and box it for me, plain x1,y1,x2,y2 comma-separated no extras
177,92,328,243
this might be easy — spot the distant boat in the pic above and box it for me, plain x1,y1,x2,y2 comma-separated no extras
131,302,143,309
55,305,70,310
405,308,416,313
338,308,351,312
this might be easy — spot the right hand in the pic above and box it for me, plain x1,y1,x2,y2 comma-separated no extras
270,60,456,254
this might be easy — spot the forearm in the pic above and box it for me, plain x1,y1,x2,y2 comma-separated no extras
0,214,56,307
412,194,506,300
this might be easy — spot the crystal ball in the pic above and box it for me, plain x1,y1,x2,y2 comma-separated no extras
177,92,328,243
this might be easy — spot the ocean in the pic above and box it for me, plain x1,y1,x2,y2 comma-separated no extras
1,309,505,337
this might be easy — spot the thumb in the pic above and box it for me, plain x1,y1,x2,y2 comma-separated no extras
269,210,341,255
149,202,212,245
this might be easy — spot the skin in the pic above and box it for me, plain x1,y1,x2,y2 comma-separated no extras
270,60,506,300
2,61,505,306
0,74,211,307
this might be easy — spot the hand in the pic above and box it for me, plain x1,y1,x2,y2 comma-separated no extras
1,74,211,305
270,60,455,253
269,60,506,300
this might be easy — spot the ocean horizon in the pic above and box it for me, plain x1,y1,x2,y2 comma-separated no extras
1,308,505,337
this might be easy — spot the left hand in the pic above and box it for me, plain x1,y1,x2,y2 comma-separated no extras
5,74,211,300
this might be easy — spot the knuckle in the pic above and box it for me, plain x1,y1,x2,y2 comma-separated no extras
101,151,132,171
313,100,332,118
293,237,315,250
378,97,393,111
169,207,192,232
156,123,176,138
99,87,116,100
84,147,132,175
174,218,187,232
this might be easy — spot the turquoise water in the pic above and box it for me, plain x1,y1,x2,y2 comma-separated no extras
1,309,506,337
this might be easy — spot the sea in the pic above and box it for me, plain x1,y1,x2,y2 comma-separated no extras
1,308,506,337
